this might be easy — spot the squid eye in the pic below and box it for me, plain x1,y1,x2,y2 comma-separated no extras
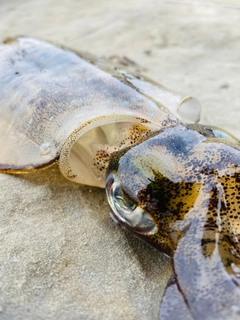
106,173,157,235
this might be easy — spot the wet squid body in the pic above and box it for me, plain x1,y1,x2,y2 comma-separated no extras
1,37,240,320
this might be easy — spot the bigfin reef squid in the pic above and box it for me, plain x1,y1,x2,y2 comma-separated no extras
0,37,240,320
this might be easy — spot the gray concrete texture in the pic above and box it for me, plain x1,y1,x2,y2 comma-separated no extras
0,1,239,319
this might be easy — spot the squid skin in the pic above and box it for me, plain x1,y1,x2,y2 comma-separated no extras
106,124,240,320
0,37,239,319
0,36,200,188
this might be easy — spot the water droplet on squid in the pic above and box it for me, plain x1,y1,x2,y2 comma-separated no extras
231,263,240,278
40,143,51,156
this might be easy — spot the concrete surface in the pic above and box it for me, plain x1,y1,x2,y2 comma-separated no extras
0,1,239,319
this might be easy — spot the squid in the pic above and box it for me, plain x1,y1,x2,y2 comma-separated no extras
1,37,240,320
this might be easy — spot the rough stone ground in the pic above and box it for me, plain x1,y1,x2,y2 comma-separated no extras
0,1,239,319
